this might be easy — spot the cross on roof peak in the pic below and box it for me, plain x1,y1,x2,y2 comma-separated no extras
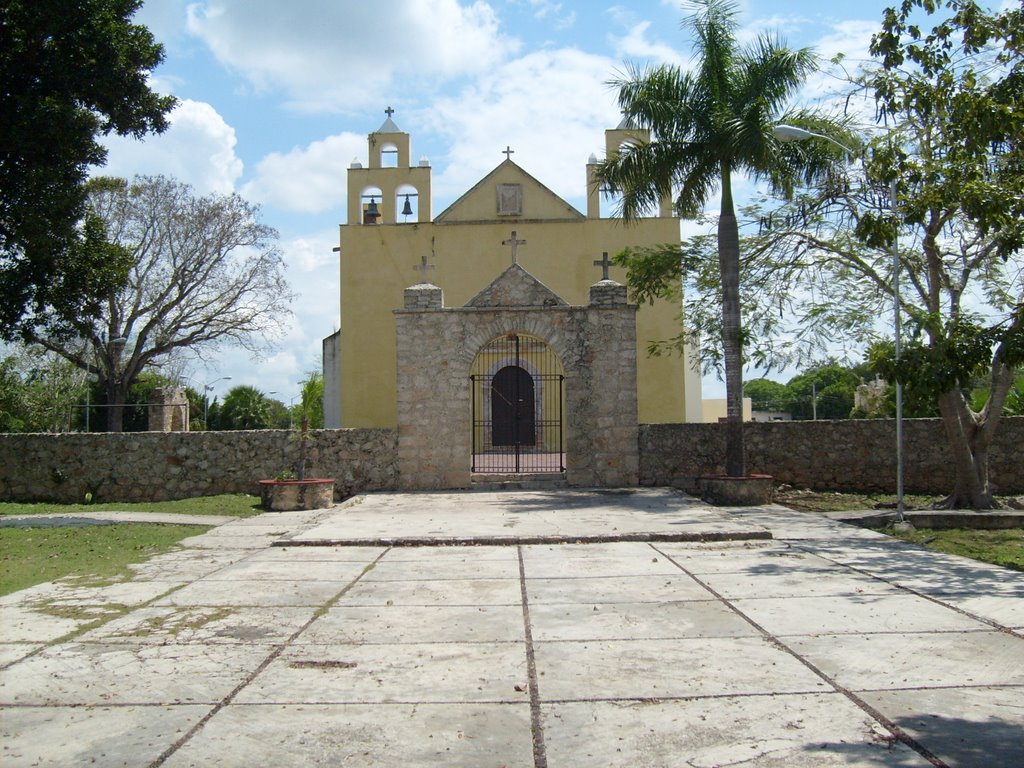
502,146,514,160
502,231,526,265
385,106,395,118
594,251,612,281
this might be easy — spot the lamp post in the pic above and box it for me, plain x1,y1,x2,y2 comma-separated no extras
774,124,906,523
203,376,232,428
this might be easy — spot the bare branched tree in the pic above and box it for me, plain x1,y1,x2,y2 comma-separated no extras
30,175,294,431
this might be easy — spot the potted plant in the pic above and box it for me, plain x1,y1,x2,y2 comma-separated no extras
258,415,335,511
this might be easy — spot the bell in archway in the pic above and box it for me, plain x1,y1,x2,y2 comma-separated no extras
401,194,414,217
364,197,380,224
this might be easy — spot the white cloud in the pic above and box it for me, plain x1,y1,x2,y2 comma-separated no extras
610,21,687,66
281,230,340,274
101,99,243,194
241,133,366,214
185,0,519,111
426,48,621,205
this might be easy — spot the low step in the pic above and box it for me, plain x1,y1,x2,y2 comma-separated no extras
471,473,567,491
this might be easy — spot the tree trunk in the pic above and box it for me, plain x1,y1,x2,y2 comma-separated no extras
106,379,127,433
718,169,745,477
936,389,995,509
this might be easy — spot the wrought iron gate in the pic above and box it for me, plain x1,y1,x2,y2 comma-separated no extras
471,333,564,473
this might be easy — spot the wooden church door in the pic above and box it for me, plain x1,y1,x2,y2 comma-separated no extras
491,365,536,446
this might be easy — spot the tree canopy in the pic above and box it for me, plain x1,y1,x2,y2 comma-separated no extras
615,0,1022,507
0,0,176,339
30,175,293,432
595,0,850,477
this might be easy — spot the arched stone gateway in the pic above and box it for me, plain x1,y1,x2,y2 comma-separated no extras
394,260,639,490
470,332,565,473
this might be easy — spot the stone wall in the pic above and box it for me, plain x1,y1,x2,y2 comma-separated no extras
0,428,397,504
640,417,1024,495
2,417,1020,504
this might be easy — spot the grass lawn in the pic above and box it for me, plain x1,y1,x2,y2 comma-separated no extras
775,488,1024,572
0,494,262,596
889,527,1024,572
0,493,262,518
0,523,207,596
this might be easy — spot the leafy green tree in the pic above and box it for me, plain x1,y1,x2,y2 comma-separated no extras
218,385,271,430
785,363,860,420
299,371,325,429
27,176,292,432
737,0,1022,506
743,378,788,412
596,0,851,477
0,347,85,432
266,398,290,429
184,387,205,431
867,0,1022,508
0,0,175,337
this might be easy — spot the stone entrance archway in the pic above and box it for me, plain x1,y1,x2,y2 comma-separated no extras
394,263,638,490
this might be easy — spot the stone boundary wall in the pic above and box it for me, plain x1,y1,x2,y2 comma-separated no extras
0,429,397,504
2,417,1021,503
640,417,1024,495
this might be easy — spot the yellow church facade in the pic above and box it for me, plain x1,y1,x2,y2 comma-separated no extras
324,111,702,430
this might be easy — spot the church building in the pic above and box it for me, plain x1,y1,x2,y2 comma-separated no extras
323,109,701,483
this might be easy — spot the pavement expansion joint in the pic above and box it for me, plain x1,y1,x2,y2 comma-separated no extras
271,530,773,548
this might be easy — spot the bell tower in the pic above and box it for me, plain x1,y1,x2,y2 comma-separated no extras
586,116,673,218
346,107,432,225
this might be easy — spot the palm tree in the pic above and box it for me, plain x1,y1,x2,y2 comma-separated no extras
596,0,850,477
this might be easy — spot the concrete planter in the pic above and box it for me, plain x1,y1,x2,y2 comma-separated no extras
700,474,773,506
258,478,335,511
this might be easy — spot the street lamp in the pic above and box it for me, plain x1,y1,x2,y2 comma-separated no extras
774,124,906,523
203,376,232,428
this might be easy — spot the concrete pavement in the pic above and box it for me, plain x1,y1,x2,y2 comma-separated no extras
1,488,1022,767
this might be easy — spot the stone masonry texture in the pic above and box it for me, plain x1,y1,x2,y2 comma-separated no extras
0,429,397,504
0,418,1020,503
639,418,1024,495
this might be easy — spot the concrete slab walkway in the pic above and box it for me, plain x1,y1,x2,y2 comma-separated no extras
1,488,1021,767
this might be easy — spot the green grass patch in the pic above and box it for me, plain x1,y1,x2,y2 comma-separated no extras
776,489,943,513
0,493,261,518
889,527,1024,572
0,523,207,596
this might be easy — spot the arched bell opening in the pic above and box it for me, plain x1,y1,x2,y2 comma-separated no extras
360,186,384,225
395,184,420,223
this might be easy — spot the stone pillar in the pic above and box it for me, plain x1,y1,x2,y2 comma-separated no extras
566,279,638,487
395,285,472,490
404,283,443,310
148,387,189,432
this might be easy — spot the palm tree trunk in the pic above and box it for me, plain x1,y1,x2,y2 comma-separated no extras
718,168,745,477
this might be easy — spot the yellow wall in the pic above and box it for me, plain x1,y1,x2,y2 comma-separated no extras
336,122,701,428
340,216,692,427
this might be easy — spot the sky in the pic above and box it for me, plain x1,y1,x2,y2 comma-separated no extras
100,0,916,405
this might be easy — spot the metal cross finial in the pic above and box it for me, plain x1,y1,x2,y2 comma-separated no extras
502,145,514,160
385,106,395,118
594,252,612,281
502,231,526,265
413,254,435,283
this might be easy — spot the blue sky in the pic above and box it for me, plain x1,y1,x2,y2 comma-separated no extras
102,0,913,404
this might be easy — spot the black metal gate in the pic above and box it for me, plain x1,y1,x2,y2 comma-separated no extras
471,333,564,473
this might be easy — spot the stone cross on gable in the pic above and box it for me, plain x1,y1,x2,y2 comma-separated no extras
594,251,612,281
502,146,514,160
413,254,435,283
502,231,526,265
385,106,395,118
